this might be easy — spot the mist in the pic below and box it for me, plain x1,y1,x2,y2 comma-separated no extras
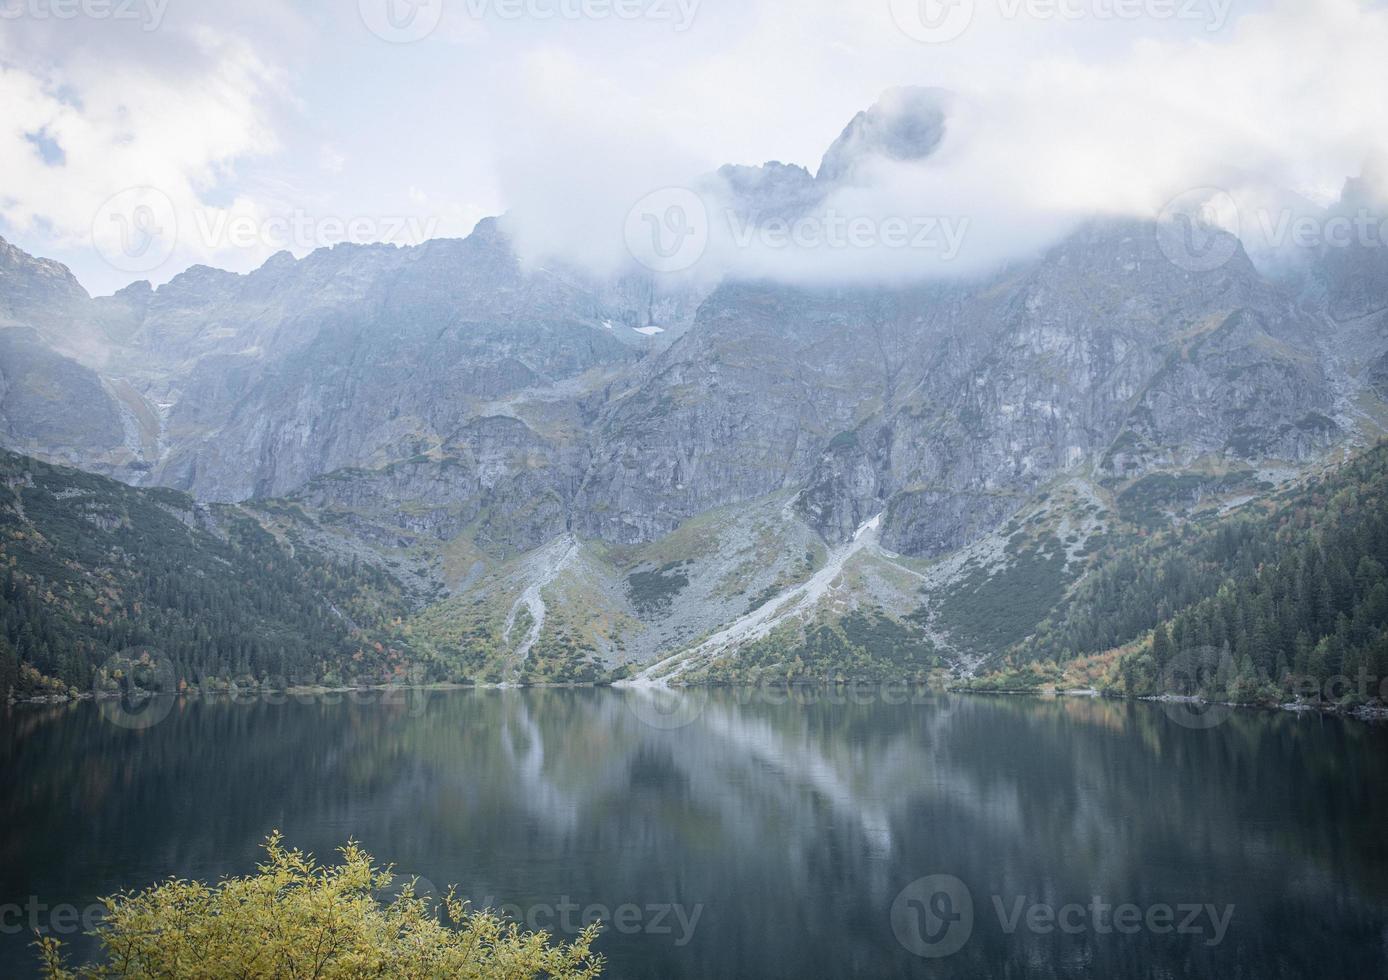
497,0,1388,287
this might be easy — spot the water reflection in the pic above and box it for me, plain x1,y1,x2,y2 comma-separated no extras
2,690,1386,977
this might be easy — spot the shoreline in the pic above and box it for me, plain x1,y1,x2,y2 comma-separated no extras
4,680,613,707
948,685,1388,723
10,680,1388,724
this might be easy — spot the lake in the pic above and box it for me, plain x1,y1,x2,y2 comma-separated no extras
2,688,1386,978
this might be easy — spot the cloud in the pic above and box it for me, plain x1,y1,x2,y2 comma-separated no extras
0,22,283,288
496,0,1388,284
2,0,1386,294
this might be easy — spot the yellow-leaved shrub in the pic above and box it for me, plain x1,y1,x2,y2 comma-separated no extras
38,832,604,979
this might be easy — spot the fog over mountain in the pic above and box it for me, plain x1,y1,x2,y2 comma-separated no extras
1,0,1387,686
8,8,1388,980
4,75,1388,678
495,2,1388,285
5,1,1388,295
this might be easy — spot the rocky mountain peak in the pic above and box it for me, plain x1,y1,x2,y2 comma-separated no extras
714,161,821,221
816,86,950,184
0,234,90,320
1338,159,1388,211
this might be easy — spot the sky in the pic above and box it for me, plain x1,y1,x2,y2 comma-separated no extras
1,0,1387,295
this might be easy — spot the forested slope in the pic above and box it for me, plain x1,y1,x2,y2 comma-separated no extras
986,443,1388,704
0,450,423,699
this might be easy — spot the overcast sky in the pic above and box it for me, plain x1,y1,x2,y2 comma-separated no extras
2,0,1386,294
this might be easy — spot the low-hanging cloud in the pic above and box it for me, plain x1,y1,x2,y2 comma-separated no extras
3,0,1387,295
497,0,1388,286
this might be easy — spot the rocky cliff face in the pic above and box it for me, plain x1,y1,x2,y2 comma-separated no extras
816,86,950,183
565,215,1346,559
1317,176,1388,324
2,95,1385,645
0,209,1372,560
0,219,708,502
0,236,89,333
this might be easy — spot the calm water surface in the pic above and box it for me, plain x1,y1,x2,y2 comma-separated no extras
2,689,1387,978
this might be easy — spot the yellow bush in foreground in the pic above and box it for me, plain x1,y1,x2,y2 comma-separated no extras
39,833,604,979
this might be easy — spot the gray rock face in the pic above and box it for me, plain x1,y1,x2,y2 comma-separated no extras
796,432,885,546
816,86,949,183
712,86,949,227
575,280,911,543
714,161,823,224
1317,177,1388,323
883,489,1020,559
0,96,1383,578
291,415,584,556
568,216,1347,557
0,209,1368,564
0,235,89,330
0,329,127,465
1368,351,1388,401
4,220,672,502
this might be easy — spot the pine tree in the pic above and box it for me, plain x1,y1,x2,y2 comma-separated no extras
1151,624,1173,669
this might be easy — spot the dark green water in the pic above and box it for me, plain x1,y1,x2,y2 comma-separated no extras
2,689,1386,978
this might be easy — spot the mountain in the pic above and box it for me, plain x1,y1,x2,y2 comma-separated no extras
0,449,430,700
3,219,708,501
2,89,1387,695
816,86,950,183
959,440,1388,709
709,87,951,222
